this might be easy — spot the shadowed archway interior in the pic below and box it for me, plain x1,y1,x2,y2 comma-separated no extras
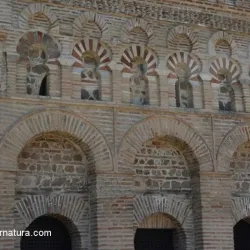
21,215,71,250
135,228,175,250
134,213,186,250
234,218,250,250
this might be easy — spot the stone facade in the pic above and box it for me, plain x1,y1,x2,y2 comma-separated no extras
1,0,250,249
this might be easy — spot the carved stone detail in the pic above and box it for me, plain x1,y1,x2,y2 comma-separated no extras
50,0,250,33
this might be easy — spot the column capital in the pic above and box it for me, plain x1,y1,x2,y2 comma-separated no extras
57,56,75,67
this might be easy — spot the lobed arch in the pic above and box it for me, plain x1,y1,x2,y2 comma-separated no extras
72,38,112,70
121,45,158,74
18,3,59,34
167,25,199,52
0,109,113,172
209,57,241,84
121,18,153,44
117,115,213,173
208,31,237,58
166,51,202,80
16,31,61,62
73,11,108,39
217,123,250,172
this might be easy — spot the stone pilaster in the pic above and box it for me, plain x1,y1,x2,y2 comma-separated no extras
110,63,123,104
157,70,168,107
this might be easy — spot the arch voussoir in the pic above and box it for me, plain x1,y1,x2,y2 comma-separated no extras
134,195,192,226
232,197,250,224
118,116,213,173
19,3,59,33
0,109,113,172
15,194,87,227
217,124,250,171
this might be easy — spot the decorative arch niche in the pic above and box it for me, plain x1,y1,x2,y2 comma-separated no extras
72,38,112,101
209,57,243,112
73,11,109,40
120,45,159,106
19,3,59,34
121,18,153,45
167,52,202,109
208,31,237,58
16,31,61,97
167,25,199,53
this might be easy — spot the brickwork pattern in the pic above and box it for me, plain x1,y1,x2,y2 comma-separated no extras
1,0,250,250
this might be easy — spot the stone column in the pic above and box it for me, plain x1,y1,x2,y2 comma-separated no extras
99,69,112,102
46,63,61,98
157,71,168,107
58,56,75,100
148,75,160,106
121,72,132,105
200,74,213,111
110,63,123,104
190,80,203,109
168,77,178,107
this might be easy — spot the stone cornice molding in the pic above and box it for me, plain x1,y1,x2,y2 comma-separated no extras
50,0,250,33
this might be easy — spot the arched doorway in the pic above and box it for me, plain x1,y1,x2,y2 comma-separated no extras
234,218,250,250
231,141,250,249
21,215,71,250
134,213,186,250
16,131,89,250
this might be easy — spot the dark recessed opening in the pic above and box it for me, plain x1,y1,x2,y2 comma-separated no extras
21,215,71,250
39,76,48,96
134,229,175,250
234,219,250,250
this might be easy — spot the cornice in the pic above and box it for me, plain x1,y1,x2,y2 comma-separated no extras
49,0,250,33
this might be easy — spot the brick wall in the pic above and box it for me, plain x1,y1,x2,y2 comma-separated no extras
1,0,250,249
